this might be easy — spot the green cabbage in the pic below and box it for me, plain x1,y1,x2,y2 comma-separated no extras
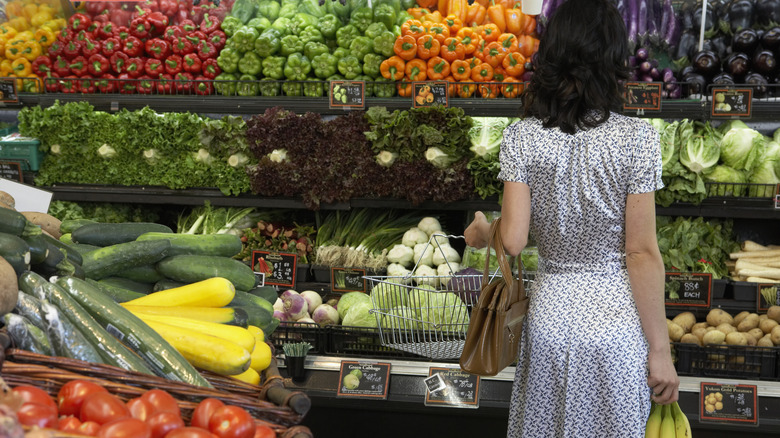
679,122,720,174
774,127,780,144
720,126,765,172
703,165,748,196
380,306,423,331
337,291,372,321
748,140,780,196
407,289,469,331
370,281,409,309
341,301,377,328
469,117,510,158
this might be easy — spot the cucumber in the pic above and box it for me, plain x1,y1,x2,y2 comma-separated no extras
3,313,53,356
31,240,77,278
0,232,31,275
41,232,83,266
113,264,166,284
86,278,146,303
136,232,243,257
228,290,274,329
59,233,73,245
246,285,278,304
153,279,188,292
69,243,101,256
57,276,213,388
0,207,42,238
73,222,173,246
81,239,171,280
60,218,97,234
14,291,47,330
156,255,256,291
99,277,154,294
21,272,154,375
22,234,49,265
40,300,104,363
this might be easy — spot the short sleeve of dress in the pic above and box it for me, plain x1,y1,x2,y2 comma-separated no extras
497,123,528,183
627,122,664,194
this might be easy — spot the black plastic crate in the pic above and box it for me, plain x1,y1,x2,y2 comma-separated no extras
712,279,728,299
326,325,439,361
269,322,327,355
674,342,778,380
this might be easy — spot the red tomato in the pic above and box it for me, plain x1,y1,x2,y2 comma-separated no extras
17,402,58,428
12,385,57,410
190,398,225,430
58,415,83,432
127,396,156,421
98,418,152,438
253,425,275,438
80,391,131,425
147,411,185,438
208,406,255,438
78,421,102,436
141,389,181,416
164,427,218,438
58,380,109,417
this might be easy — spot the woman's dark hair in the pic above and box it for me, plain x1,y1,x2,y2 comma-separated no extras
522,0,630,134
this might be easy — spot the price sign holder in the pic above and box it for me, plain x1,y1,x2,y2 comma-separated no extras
775,184,779,209
412,81,448,108
336,361,391,399
424,367,479,409
700,382,758,425
331,267,367,293
0,161,23,182
623,82,661,111
251,250,297,288
757,283,779,312
329,81,365,109
711,88,752,117
0,78,19,103
664,272,712,307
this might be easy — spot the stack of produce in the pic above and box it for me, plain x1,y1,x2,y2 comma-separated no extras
645,400,692,438
466,116,514,200
668,307,780,348
237,219,316,265
728,240,780,284
271,289,341,326
656,216,740,279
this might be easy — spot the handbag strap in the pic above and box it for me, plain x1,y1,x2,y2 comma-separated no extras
483,218,526,309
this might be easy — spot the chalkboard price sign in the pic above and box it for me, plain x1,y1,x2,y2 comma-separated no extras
251,250,297,288
329,81,365,109
0,79,18,103
624,82,661,111
0,161,22,182
664,272,712,308
711,88,752,117
331,267,366,293
336,361,391,399
700,382,758,425
412,81,448,108
424,367,480,409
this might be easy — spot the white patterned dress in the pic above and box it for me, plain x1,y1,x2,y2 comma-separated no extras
498,113,663,438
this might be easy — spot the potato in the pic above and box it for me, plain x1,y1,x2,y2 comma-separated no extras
692,327,708,341
733,311,751,326
759,314,768,322
737,314,760,332
0,191,14,209
772,325,780,345
759,318,779,334
0,257,19,315
21,212,62,239
691,322,709,332
729,356,746,365
748,328,765,341
745,335,757,346
680,333,702,346
667,320,685,342
758,334,775,347
768,306,780,323
707,308,734,327
703,330,726,345
672,312,696,332
716,323,736,335
726,332,748,346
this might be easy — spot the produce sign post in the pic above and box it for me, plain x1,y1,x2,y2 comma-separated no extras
413,82,448,108
251,250,297,289
0,78,18,103
623,82,661,111
0,161,22,182
664,272,712,307
424,367,480,409
329,81,365,110
330,267,367,293
711,88,752,118
700,382,758,425
757,284,779,312
336,361,391,399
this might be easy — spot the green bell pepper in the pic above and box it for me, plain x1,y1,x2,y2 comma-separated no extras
257,0,281,21
278,4,298,19
215,73,238,96
237,74,260,96
337,55,361,79
362,53,383,79
400,0,416,11
354,74,373,97
234,26,260,48
312,52,337,78
221,16,243,37
262,55,286,79
254,29,281,57
325,0,350,25
290,13,319,35
280,35,304,56
299,26,324,45
230,0,257,24
317,14,340,39
282,81,303,96
271,17,293,36
247,17,272,34
364,22,386,40
304,41,329,60
373,30,395,58
396,11,413,27
373,77,395,98
373,4,396,32
336,24,360,49
259,78,281,96
217,48,240,73
303,81,324,97
349,36,373,60
238,51,262,75
332,47,349,60
348,0,368,11
281,0,300,6
284,52,312,81
299,0,325,18
349,7,373,33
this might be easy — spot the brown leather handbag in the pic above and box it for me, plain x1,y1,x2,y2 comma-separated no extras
459,218,529,376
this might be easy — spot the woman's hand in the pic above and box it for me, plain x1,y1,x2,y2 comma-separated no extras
464,211,491,249
647,348,679,405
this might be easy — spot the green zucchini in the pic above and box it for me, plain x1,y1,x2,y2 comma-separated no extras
81,239,171,280
40,232,83,266
99,276,154,294
31,240,77,278
56,276,213,388
73,222,173,247
136,232,243,257
0,232,31,275
153,279,188,292
86,278,145,303
0,207,42,238
39,300,104,363
13,291,47,331
3,313,53,356
21,272,154,374
156,255,256,291
22,234,49,265
59,233,73,245
228,290,274,330
59,218,97,234
113,264,166,284
68,243,101,257
246,285,278,304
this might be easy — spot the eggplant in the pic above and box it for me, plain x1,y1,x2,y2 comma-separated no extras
693,0,720,37
725,52,751,77
732,28,759,54
756,0,780,28
675,30,699,61
680,65,696,77
725,0,755,33
712,72,736,85
662,0,682,49
636,47,651,61
662,68,676,83
682,71,708,96
744,72,769,98
680,0,697,31
761,27,780,52
753,50,777,75
692,50,722,77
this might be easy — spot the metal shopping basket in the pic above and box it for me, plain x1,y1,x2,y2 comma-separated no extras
364,234,534,360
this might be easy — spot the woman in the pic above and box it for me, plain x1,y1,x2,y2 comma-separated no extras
464,0,679,436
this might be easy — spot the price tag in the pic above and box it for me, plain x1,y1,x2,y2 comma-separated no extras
253,272,265,288
0,78,18,103
623,82,661,111
775,184,780,209
331,267,366,293
711,88,752,117
412,81,448,108
664,272,712,307
700,382,758,425
757,283,779,312
251,250,297,288
329,81,364,109
424,367,479,409
0,161,23,182
336,361,391,399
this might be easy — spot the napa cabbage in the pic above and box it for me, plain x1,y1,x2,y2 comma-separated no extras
720,126,765,172
469,117,510,158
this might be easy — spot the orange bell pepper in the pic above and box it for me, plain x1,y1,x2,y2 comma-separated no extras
450,59,471,81
426,22,450,44
501,77,523,98
473,38,488,62
457,80,477,98
421,11,443,23
487,1,507,32
492,66,507,82
473,0,491,7
471,62,494,81
443,15,463,34
465,3,487,26
479,81,499,98
438,0,449,16
516,34,539,58
397,77,414,97
482,41,506,68
520,13,537,35
409,8,431,20
505,6,524,35
456,27,480,55
394,35,418,61
416,35,440,60
497,33,518,53
416,0,437,9
444,75,459,97
381,56,406,81
427,56,450,80
440,37,465,62
405,58,428,81
467,56,481,71
448,0,469,24
480,23,501,43
402,20,427,40
502,51,525,77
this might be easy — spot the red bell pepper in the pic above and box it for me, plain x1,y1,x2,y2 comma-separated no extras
201,58,220,79
117,73,136,94
146,12,169,35
196,41,216,61
163,25,184,42
182,53,201,74
96,21,117,40
174,71,194,94
144,58,164,76
122,36,144,57
32,56,52,76
208,30,226,51
69,13,92,33
82,38,102,58
172,8,190,26
92,14,109,25
199,14,220,33
190,5,207,25
86,1,108,17
130,15,151,39
179,19,197,33
139,0,159,13
60,76,79,93
156,73,173,94
69,56,89,76
102,37,121,57
170,37,194,55
47,41,64,58
62,40,82,59
110,51,129,73
87,54,110,76
53,56,71,77
164,54,182,75
159,0,178,17
145,38,169,60
187,30,207,45
126,57,146,77
57,28,74,43
74,30,91,43
78,76,97,94
193,75,212,95
96,73,116,93
136,75,154,94
44,73,60,93
116,26,131,42
209,4,229,22
109,4,133,27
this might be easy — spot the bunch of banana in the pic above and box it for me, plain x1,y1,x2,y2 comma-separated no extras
645,401,692,438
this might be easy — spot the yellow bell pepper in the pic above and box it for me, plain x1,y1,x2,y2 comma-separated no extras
14,30,34,42
0,25,18,39
31,11,53,28
7,17,30,32
5,43,23,61
5,1,25,19
34,27,55,48
22,3,40,21
1,59,15,77
20,40,41,62
42,19,64,33
11,58,32,77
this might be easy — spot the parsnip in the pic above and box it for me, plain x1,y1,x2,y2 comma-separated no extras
730,249,780,260
739,268,780,280
742,240,770,252
746,277,780,283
